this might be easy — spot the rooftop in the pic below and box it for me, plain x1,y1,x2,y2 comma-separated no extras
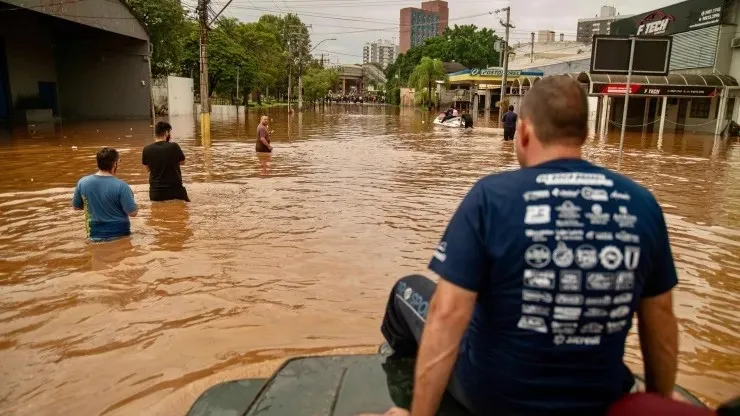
578,14,632,23
508,41,592,70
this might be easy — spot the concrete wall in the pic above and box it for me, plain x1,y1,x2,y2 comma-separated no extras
55,34,150,119
0,12,57,108
167,76,194,116
152,77,169,115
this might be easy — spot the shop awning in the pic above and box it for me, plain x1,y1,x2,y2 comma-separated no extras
570,72,738,97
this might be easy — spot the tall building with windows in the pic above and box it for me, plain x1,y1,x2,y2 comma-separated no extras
399,1,449,53
577,6,630,43
362,39,398,68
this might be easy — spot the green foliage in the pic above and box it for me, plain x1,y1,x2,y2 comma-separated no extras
125,0,189,77
385,24,501,87
408,57,447,107
302,68,338,105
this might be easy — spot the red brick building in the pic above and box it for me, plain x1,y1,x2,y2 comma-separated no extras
399,1,449,53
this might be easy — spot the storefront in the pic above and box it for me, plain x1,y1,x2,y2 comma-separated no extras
447,68,544,111
603,0,740,135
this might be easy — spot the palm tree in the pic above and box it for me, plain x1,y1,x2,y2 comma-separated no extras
408,57,447,108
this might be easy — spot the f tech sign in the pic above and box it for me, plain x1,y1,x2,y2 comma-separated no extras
636,11,675,35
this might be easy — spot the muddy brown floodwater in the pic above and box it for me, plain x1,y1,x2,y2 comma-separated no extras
0,106,738,415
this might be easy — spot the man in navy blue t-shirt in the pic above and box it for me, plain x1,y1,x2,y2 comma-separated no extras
501,104,518,141
378,76,679,416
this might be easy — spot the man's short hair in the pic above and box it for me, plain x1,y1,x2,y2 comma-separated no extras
155,121,172,137
508,105,514,111
520,75,588,145
97,147,119,171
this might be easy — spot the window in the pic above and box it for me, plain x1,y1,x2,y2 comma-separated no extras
690,98,712,119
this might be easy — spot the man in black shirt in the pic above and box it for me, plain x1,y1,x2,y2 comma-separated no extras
501,104,518,141
142,122,190,202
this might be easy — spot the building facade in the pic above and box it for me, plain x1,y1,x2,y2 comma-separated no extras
0,0,152,120
362,39,398,69
600,0,736,134
577,6,629,43
399,1,448,53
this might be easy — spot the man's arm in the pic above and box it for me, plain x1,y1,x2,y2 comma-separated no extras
72,183,84,210
410,280,476,416
637,290,678,397
176,143,186,165
121,185,138,218
638,199,679,397
260,135,272,150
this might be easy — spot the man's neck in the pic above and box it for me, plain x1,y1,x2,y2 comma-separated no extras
527,144,583,167
95,170,114,177
154,137,166,142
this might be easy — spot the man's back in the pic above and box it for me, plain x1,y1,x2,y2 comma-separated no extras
429,158,677,414
502,111,518,128
142,141,184,189
72,175,136,240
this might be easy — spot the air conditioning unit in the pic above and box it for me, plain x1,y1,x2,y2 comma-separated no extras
732,37,740,48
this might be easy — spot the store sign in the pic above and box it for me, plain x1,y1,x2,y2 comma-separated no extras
592,83,717,97
470,68,522,77
611,0,723,36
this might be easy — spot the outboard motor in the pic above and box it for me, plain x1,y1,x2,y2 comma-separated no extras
461,113,474,129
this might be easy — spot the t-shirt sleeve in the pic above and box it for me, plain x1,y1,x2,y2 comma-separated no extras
642,201,678,298
120,184,138,214
142,147,148,166
258,126,268,139
428,182,490,292
72,181,83,209
175,143,185,161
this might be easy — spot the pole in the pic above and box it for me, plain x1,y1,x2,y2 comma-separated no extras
530,32,534,63
198,0,211,144
659,96,667,140
298,49,303,111
147,42,155,130
618,37,636,170
236,67,240,104
500,7,511,110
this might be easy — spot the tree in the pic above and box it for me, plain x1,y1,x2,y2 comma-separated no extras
302,68,338,106
125,0,189,77
408,57,447,108
385,24,500,87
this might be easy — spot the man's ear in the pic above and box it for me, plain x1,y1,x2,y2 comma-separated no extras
518,120,531,147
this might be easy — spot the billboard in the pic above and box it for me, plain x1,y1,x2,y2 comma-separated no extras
590,36,672,75
611,0,723,36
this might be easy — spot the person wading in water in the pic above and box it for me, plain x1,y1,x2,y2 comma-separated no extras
142,121,189,202
256,116,273,153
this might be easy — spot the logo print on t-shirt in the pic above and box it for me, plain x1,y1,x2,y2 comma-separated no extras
613,206,638,228
555,200,582,219
517,316,548,333
523,269,555,289
524,205,551,225
615,271,635,291
586,204,611,225
575,245,598,269
609,305,631,319
552,242,574,268
624,246,641,270
559,270,582,291
581,186,609,202
599,246,623,270
525,245,551,268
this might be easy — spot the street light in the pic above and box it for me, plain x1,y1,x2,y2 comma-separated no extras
299,38,337,111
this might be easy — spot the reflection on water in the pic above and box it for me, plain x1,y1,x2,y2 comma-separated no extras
0,106,738,415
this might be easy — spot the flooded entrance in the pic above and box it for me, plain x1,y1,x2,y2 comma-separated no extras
0,106,738,414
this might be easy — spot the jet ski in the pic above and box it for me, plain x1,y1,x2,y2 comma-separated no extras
433,114,463,128
186,350,709,416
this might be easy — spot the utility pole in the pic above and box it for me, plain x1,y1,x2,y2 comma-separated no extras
499,6,512,109
530,32,535,63
298,48,303,111
198,0,211,144
236,67,240,104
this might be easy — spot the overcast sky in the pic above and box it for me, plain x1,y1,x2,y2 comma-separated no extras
214,0,680,64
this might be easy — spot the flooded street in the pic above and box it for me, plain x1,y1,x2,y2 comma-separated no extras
0,106,738,415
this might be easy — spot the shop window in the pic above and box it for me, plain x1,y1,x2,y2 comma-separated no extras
690,99,711,119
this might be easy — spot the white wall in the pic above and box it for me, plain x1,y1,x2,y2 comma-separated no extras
167,76,194,116
152,77,168,115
